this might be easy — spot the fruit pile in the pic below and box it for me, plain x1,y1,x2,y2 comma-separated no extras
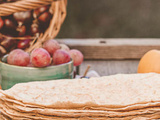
0,0,53,57
7,39,84,67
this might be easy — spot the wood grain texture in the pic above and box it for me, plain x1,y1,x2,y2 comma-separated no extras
80,60,139,76
58,38,160,60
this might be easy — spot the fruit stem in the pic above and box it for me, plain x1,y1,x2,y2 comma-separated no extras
83,65,91,77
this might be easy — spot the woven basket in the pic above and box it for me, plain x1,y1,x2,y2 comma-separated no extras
0,0,67,56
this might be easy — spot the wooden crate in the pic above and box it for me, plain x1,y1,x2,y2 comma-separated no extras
58,38,160,76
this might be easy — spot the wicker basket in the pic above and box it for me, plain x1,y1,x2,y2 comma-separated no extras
0,0,67,56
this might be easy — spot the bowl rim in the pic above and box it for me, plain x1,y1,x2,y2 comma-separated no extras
0,60,73,70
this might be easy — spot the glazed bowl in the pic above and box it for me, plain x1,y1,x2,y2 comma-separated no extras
0,56,73,90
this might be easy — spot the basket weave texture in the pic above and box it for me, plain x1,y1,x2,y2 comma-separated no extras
0,0,67,54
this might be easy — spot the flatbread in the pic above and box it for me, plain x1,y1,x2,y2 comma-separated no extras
0,105,155,120
1,73,160,109
0,105,153,120
1,99,160,118
1,73,160,119
3,95,160,112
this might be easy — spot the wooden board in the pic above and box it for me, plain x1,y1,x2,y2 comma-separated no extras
80,60,139,76
58,38,160,60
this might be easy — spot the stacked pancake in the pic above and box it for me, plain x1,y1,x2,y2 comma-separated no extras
1,73,160,120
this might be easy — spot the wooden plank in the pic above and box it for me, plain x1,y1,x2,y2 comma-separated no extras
58,38,160,60
80,60,139,76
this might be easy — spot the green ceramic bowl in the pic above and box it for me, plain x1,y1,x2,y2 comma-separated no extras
0,56,73,90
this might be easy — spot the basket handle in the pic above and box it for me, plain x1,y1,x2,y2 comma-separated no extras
25,0,67,53
0,0,61,16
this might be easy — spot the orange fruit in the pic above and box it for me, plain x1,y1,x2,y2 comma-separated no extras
138,49,160,73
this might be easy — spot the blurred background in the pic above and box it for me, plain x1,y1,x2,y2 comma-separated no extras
57,0,160,38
